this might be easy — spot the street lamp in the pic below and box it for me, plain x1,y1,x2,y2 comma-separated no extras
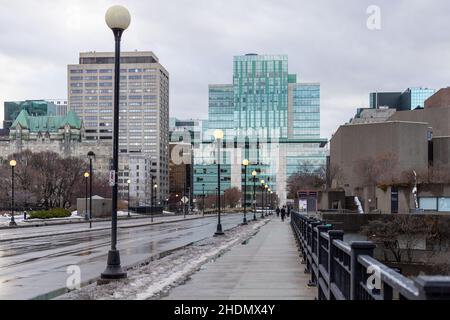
127,179,131,218
242,159,249,225
260,179,265,219
87,151,95,228
252,170,257,221
101,4,131,280
9,160,17,227
153,183,158,222
269,190,273,214
265,184,269,217
214,129,224,236
84,172,90,221
202,184,205,217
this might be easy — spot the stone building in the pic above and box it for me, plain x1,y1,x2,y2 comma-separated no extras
0,110,111,173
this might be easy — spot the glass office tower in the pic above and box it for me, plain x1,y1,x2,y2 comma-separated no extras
194,54,327,205
3,100,56,130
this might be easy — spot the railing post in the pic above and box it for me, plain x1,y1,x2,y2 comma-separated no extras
316,224,332,299
328,230,344,299
350,241,376,300
415,276,450,300
317,225,332,267
306,221,321,275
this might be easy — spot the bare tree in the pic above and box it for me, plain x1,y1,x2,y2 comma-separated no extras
287,162,326,199
0,151,110,210
223,188,242,208
363,215,432,263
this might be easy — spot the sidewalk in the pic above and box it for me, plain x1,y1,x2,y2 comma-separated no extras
163,218,315,300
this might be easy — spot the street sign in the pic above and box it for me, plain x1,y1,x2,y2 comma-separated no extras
181,196,189,204
109,170,116,187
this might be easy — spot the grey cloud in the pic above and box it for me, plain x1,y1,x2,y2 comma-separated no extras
1,0,450,139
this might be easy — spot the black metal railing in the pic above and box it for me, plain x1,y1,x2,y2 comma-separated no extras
291,211,450,300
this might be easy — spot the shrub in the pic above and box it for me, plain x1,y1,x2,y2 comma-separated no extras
29,208,71,220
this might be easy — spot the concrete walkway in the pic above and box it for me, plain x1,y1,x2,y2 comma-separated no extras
163,218,315,300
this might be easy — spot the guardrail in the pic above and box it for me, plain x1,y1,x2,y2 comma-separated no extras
291,211,450,300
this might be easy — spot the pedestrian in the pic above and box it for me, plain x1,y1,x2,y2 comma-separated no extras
287,205,291,218
276,207,280,217
281,206,286,222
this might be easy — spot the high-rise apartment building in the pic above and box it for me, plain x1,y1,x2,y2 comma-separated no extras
193,54,327,205
67,51,169,204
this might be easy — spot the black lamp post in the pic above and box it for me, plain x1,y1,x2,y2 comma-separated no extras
88,151,95,228
265,184,269,217
9,160,17,227
260,179,265,219
269,189,273,214
242,159,249,225
153,182,158,223
214,129,224,236
202,184,205,217
127,179,131,218
101,5,131,280
84,172,89,221
252,170,257,221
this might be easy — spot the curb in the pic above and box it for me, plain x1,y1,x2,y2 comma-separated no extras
0,215,207,243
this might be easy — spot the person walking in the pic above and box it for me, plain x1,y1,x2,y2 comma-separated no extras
276,207,280,217
281,206,286,222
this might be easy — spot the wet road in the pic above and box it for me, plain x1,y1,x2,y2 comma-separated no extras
0,214,244,300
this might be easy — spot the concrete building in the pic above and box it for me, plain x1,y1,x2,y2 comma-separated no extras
46,99,68,116
68,51,169,204
327,88,450,214
349,107,397,125
193,54,327,205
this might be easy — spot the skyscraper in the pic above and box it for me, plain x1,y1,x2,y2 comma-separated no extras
68,51,169,204
193,54,327,205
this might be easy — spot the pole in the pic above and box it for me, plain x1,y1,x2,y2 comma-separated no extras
85,177,88,222
253,177,257,221
215,139,224,236
243,165,247,225
261,186,264,219
202,184,205,217
184,164,187,219
128,182,130,218
101,29,126,280
151,175,154,223
89,158,93,229
10,166,16,227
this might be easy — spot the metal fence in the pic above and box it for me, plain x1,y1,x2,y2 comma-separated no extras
291,211,450,300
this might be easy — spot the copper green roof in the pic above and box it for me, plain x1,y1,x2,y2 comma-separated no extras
11,110,82,132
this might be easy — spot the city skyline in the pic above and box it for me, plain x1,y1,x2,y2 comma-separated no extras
2,0,450,140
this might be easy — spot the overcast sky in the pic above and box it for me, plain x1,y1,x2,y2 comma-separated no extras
1,0,450,139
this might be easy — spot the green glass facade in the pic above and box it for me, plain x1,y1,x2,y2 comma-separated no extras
3,100,56,130
194,54,327,204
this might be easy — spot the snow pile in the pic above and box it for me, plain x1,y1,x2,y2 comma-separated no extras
58,219,269,300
